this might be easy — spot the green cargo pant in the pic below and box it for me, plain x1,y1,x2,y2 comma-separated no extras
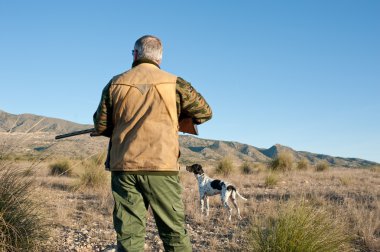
111,172,192,252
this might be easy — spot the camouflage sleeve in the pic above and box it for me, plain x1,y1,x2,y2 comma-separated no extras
93,80,113,137
176,77,212,124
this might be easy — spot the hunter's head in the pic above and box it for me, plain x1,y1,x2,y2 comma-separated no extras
132,35,163,65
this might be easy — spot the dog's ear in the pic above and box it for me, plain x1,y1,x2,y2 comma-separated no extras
185,165,192,172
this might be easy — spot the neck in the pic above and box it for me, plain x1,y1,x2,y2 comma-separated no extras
196,173,206,181
132,58,160,68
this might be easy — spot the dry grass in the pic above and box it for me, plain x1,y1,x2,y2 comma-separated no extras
49,159,72,176
73,157,109,191
264,172,279,188
0,161,49,251
296,158,310,170
2,159,379,251
248,201,351,252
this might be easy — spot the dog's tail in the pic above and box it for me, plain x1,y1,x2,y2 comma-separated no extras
236,190,248,201
227,185,248,201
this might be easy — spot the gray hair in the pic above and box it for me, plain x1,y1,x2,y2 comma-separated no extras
134,35,163,63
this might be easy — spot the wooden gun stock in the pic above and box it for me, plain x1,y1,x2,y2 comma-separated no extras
179,118,198,135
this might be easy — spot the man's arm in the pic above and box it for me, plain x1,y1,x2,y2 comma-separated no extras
93,80,113,137
176,77,212,125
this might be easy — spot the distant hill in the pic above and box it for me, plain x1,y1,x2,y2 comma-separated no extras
0,110,377,168
0,110,92,134
179,137,376,168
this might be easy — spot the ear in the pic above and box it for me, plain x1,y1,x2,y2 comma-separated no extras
133,49,138,61
186,165,192,172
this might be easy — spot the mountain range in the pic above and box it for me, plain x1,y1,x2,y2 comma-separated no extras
0,110,377,168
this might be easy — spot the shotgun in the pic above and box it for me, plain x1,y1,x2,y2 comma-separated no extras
55,118,198,140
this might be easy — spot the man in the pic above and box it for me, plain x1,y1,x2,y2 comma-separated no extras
93,35,212,252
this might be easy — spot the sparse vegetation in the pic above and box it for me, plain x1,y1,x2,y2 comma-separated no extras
49,160,72,176
248,202,350,252
315,160,330,172
269,151,294,171
0,165,48,251
215,156,234,176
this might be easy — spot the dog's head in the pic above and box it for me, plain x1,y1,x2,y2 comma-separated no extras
186,164,204,175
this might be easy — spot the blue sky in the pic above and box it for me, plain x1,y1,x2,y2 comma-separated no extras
0,1,379,163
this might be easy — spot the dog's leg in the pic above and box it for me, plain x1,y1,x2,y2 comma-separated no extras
201,197,205,214
206,196,210,217
223,190,233,221
231,191,242,220
224,201,232,221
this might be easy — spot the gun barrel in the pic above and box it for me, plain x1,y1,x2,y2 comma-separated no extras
55,128,95,140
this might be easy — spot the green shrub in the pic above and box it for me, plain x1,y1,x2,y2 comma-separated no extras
315,160,330,172
296,158,309,170
0,166,48,251
249,202,350,252
215,157,234,176
269,151,294,171
49,160,72,176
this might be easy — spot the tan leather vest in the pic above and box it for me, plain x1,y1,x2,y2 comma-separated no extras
109,63,179,172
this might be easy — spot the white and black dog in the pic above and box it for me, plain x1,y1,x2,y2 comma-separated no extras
186,164,247,220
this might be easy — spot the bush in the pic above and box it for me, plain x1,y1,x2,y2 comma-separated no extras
315,160,330,172
49,160,72,176
215,157,234,176
296,158,309,170
269,151,294,171
0,166,48,251
240,161,254,174
249,202,350,252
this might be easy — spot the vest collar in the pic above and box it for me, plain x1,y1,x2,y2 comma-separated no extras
132,58,160,69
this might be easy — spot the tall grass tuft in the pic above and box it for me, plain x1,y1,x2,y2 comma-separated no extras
0,166,48,251
248,202,350,252
269,151,293,171
74,157,109,190
215,156,234,176
296,158,309,170
48,160,72,176
240,161,254,174
315,160,330,172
